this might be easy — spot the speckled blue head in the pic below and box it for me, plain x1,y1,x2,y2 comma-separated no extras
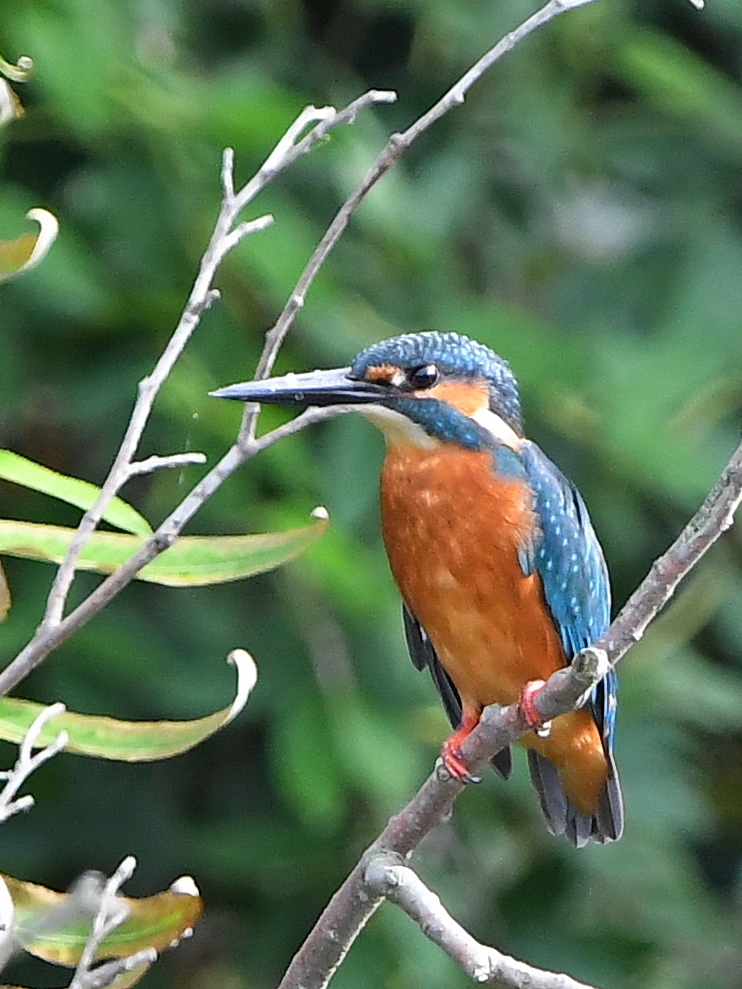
350,331,523,436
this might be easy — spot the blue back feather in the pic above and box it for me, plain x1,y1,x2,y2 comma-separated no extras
519,441,616,749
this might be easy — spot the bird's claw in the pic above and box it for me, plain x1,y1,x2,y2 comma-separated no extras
439,743,481,784
519,679,548,731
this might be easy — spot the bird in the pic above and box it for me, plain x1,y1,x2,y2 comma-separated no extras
211,331,623,847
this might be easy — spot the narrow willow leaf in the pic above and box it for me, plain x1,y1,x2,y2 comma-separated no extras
0,208,58,282
0,651,256,761
0,450,152,538
0,508,328,586
0,559,10,621
6,873,202,966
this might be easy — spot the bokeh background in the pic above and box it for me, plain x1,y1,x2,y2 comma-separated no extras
2,0,742,987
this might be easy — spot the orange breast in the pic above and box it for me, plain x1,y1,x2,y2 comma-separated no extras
381,443,565,710
381,442,607,814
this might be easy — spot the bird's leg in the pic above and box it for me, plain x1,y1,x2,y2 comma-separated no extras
519,679,552,738
441,712,481,783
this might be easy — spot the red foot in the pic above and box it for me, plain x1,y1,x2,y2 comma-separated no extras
441,712,480,782
519,679,547,727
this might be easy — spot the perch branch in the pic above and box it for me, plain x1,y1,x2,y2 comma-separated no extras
277,431,742,989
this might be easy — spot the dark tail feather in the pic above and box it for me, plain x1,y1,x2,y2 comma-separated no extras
527,750,624,848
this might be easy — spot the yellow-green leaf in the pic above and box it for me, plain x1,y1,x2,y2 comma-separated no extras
0,508,327,586
6,873,201,966
0,650,256,761
0,208,57,282
0,450,152,538
0,560,10,621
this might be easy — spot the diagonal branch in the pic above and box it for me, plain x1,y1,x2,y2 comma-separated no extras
0,404,344,697
247,0,602,400
39,89,394,632
0,702,68,822
1,0,601,694
277,432,742,989
3,90,392,695
365,854,597,989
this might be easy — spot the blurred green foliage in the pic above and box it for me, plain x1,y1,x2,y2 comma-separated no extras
1,1,742,987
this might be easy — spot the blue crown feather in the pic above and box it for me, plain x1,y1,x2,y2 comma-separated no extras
351,331,523,435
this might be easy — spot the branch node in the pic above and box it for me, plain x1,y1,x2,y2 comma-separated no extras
571,644,610,684
192,288,221,316
127,452,207,479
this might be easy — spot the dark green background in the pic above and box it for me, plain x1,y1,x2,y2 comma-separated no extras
2,1,742,987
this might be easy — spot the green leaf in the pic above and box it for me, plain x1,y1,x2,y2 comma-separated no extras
6,873,202,966
0,508,328,586
0,450,153,538
0,650,256,761
0,560,10,621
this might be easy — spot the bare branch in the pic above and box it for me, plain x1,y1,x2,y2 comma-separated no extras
75,948,158,989
0,405,343,696
277,431,742,989
213,213,275,263
230,90,397,216
8,88,391,683
592,438,742,670
0,702,68,822
248,0,601,399
126,452,207,478
365,854,598,989
69,856,137,989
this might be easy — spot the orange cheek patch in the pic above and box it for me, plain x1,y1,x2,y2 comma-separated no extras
425,379,490,415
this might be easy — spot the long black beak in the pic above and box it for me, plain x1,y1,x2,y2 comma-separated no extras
210,367,389,407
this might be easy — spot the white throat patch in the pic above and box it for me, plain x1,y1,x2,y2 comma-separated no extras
356,404,440,449
470,408,522,450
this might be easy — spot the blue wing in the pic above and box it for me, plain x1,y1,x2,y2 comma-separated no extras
519,441,622,845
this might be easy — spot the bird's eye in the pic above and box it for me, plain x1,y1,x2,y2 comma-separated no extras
408,364,439,390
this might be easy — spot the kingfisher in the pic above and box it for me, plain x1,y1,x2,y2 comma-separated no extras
211,332,623,847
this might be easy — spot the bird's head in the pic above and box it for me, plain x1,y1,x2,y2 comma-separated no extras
211,331,523,452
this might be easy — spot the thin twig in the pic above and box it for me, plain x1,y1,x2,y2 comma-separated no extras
37,90,394,632
591,438,742,670
365,854,598,989
5,91,392,690
127,452,207,478
0,702,68,822
243,0,602,445
0,405,343,696
74,948,158,989
69,857,136,989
